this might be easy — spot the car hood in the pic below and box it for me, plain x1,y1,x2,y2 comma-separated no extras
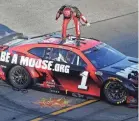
100,56,138,80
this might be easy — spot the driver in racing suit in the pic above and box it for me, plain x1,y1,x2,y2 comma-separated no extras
56,5,90,46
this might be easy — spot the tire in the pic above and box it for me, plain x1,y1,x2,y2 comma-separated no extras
8,66,31,89
103,81,127,105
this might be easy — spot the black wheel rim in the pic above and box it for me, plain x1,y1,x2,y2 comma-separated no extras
11,68,28,86
105,82,126,102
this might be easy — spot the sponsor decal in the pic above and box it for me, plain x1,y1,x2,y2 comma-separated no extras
78,71,89,90
108,77,122,82
126,96,137,104
0,51,70,73
0,65,7,68
43,38,59,43
50,89,60,94
46,80,55,88
116,64,139,79
72,93,85,98
33,97,71,108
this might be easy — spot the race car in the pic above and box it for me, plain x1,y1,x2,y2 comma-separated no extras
0,25,138,106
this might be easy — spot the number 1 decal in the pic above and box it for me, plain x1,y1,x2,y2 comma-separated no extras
78,71,89,90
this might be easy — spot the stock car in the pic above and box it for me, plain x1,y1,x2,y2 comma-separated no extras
0,25,138,106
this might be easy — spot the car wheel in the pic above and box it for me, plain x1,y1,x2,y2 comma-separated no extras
103,81,127,105
8,66,31,89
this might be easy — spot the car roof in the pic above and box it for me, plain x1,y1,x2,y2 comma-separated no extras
38,36,101,51
9,35,102,52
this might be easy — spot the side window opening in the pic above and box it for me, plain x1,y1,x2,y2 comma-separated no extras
44,48,59,61
44,48,87,67
49,48,59,61
28,47,46,58
57,49,87,67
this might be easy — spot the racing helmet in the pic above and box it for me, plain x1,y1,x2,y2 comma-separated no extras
63,7,72,18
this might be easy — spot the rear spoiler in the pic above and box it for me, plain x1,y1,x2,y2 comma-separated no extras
0,24,28,44
0,33,25,44
29,32,61,39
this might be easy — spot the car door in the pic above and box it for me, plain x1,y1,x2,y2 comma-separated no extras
45,47,100,97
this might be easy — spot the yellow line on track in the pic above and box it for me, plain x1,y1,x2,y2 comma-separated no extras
31,99,98,121
31,118,43,121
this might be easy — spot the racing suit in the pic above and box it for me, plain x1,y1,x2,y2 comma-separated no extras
56,5,89,43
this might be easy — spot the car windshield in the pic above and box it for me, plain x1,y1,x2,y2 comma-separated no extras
83,43,126,69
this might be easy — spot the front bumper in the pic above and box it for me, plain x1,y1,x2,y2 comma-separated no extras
126,84,138,108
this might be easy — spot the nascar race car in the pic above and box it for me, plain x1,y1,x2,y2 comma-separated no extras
0,25,138,106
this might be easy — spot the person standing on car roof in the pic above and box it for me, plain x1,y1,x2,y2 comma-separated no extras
56,5,90,46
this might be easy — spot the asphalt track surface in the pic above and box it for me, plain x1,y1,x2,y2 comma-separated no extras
0,0,138,121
